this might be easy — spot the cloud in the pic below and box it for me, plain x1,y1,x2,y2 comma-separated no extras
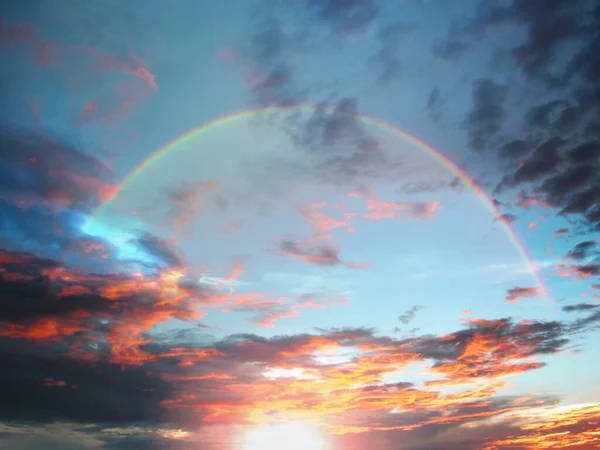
538,163,597,208
452,0,600,232
432,28,469,62
426,88,444,124
505,286,543,302
297,202,356,241
370,22,415,86
562,303,600,313
239,13,307,107
466,79,508,152
0,338,172,424
566,140,600,163
223,291,349,328
348,185,441,221
0,249,591,449
161,180,217,228
4,2,600,448
499,212,518,224
498,139,529,158
278,239,369,268
0,247,214,364
128,231,184,268
286,97,374,151
485,403,600,449
557,263,600,280
497,137,564,189
398,305,424,325
0,14,157,126
0,125,115,212
306,0,379,36
566,240,598,261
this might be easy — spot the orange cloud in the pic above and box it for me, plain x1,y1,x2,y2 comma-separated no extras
485,403,600,449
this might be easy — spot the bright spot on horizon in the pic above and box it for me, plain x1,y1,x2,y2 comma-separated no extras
243,422,327,450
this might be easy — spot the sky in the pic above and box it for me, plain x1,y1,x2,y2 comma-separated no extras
0,0,599,449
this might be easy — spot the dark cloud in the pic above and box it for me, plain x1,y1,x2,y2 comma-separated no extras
440,0,592,80
498,139,529,158
562,303,600,313
466,79,508,152
507,0,590,80
0,124,114,212
432,23,469,61
452,0,600,232
559,185,600,219
0,247,211,362
306,0,379,35
566,140,600,163
0,339,171,424
0,124,123,272
398,305,424,325
286,97,368,150
415,318,568,367
525,99,571,129
566,240,598,261
569,308,600,333
278,97,411,187
239,10,309,107
538,164,597,208
566,263,600,279
129,231,183,268
426,88,444,123
497,137,564,191
370,22,415,86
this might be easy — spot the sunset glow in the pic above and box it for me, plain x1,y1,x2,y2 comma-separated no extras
243,423,327,450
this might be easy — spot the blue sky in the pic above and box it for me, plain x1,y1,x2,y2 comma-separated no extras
1,1,599,449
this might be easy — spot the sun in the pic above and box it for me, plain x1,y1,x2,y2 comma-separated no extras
243,422,328,450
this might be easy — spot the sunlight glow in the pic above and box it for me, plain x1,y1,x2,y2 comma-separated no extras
243,422,327,450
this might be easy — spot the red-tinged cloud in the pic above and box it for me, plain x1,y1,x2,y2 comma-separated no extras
154,318,573,429
0,248,219,365
500,213,518,224
505,286,542,302
163,180,218,228
0,16,56,67
279,239,369,268
349,185,441,221
219,291,348,328
1,16,157,125
298,202,356,240
162,373,236,382
75,78,156,126
556,263,600,280
0,126,117,214
42,378,68,388
515,190,551,210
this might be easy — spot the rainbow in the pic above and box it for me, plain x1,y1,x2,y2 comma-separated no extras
92,105,549,298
